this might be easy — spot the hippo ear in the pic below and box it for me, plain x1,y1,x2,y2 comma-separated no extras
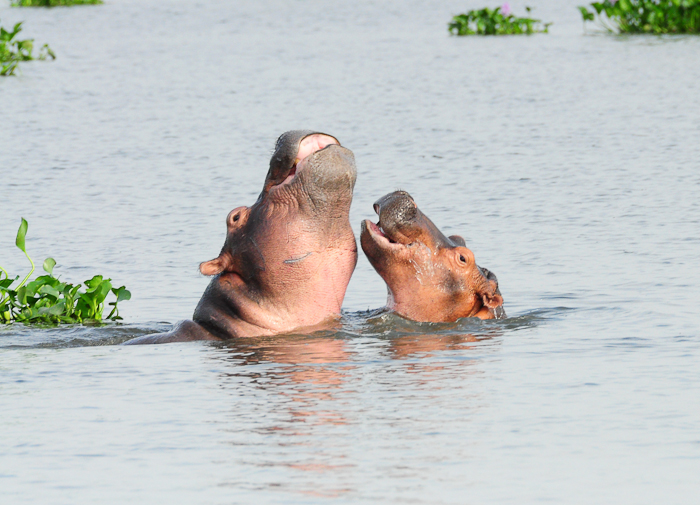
479,279,504,309
227,206,250,230
199,252,233,276
449,235,467,247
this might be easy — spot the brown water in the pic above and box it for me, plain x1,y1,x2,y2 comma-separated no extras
1,1,699,503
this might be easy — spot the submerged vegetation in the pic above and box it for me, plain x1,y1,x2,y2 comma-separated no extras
11,0,103,6
0,19,54,76
1,219,131,325
579,0,700,33
449,4,552,35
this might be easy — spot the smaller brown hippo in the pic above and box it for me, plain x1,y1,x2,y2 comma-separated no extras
360,191,505,322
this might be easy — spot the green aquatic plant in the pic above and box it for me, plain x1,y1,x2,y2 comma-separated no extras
0,218,131,324
0,19,54,76
449,3,552,35
579,0,700,34
11,0,103,6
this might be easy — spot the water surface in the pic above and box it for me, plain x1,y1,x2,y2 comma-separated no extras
1,1,699,503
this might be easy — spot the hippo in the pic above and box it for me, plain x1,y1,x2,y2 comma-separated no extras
125,131,358,344
360,190,505,323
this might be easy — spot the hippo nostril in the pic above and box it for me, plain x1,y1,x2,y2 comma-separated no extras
373,203,380,215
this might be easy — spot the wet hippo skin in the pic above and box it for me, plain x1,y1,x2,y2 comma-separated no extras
360,190,505,323
125,131,358,344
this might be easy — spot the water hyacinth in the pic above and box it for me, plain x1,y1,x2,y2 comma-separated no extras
449,5,552,35
11,0,103,6
0,219,131,324
0,19,54,76
579,0,700,33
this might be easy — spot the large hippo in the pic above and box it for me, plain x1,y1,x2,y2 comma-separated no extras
360,191,505,322
126,131,358,344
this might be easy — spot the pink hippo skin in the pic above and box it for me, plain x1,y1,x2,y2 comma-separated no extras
125,131,357,344
360,191,505,323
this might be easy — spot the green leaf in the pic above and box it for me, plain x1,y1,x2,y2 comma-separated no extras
43,257,56,275
0,278,17,289
27,278,48,293
578,6,595,21
38,284,60,299
77,294,95,317
85,275,104,292
95,279,112,303
34,275,58,287
618,0,633,12
39,44,55,60
47,301,66,316
591,2,605,14
15,218,28,253
112,286,132,303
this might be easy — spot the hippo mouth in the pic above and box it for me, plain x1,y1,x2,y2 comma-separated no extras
366,220,396,243
277,134,340,187
361,219,413,251
361,191,420,249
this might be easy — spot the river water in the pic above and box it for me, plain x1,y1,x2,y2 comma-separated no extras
1,0,699,503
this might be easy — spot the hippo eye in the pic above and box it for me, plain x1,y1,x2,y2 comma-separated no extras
233,214,240,222
459,255,466,263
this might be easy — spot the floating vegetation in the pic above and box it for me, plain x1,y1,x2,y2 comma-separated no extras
0,19,54,76
0,219,131,325
11,0,103,6
449,4,552,35
579,0,700,34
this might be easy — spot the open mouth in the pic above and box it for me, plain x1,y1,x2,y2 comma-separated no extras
364,219,412,251
364,201,409,247
367,220,397,243
279,134,339,186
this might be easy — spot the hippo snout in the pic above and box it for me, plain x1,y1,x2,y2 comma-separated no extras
301,144,357,194
371,191,420,242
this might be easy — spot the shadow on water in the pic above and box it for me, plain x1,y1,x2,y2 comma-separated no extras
0,307,573,350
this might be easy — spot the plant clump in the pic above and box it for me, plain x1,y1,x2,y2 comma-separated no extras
11,0,103,6
579,0,700,34
1,219,131,325
0,19,54,76
449,3,552,35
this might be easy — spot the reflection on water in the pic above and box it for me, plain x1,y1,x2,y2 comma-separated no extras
209,328,495,498
388,332,487,358
194,308,525,499
221,335,354,429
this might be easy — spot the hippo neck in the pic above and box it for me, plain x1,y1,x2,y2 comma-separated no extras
257,227,357,308
193,228,357,338
387,282,483,323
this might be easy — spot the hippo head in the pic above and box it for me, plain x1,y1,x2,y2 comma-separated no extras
195,131,357,335
360,191,504,322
